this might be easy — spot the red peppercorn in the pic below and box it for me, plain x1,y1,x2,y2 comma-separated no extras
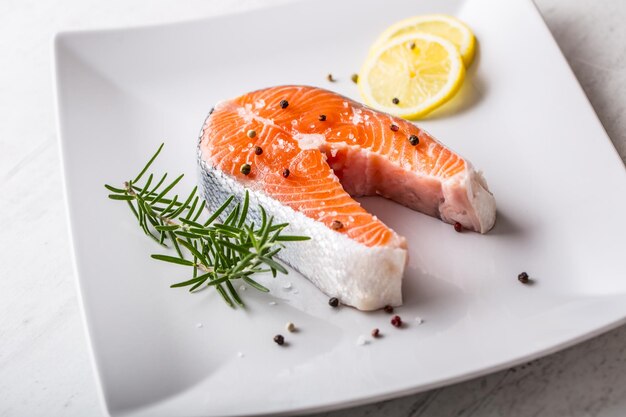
391,315,402,328
383,305,394,314
371,328,380,338
254,146,263,155
454,222,463,232
390,124,399,132
282,168,290,178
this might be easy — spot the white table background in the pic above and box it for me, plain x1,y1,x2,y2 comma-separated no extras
1,1,625,416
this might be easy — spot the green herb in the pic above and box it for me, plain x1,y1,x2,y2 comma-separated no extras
105,143,309,307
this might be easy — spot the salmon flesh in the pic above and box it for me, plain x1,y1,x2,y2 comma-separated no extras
198,85,496,310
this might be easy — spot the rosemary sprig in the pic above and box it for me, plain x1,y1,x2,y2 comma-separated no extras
105,143,309,307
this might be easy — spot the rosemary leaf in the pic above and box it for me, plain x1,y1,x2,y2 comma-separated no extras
105,184,126,193
242,276,270,292
108,194,135,201
275,235,311,241
151,254,195,266
170,272,211,288
133,142,163,183
258,256,288,274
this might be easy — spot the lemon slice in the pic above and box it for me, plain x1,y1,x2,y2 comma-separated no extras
359,33,465,119
371,14,476,67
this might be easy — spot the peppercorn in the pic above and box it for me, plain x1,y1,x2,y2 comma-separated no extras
408,135,419,146
391,315,402,328
282,168,290,178
351,73,359,84
273,334,285,345
247,129,256,138
240,163,251,175
331,220,343,230
383,305,394,314
390,124,399,132
279,99,289,109
318,114,327,121
454,222,463,232
328,297,339,307
327,73,335,82
518,272,530,284
410,42,416,50
254,146,263,155
286,322,296,332
392,97,400,105
371,328,380,338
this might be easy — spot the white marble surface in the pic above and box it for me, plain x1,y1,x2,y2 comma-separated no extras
1,0,624,416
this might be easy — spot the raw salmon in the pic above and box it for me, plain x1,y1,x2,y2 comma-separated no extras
198,85,495,310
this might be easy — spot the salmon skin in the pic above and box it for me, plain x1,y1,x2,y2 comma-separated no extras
198,85,495,310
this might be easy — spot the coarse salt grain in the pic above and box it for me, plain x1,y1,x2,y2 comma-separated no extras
414,317,423,324
282,282,292,290
239,285,246,291
268,301,277,306
196,323,203,328
356,335,368,346
237,352,245,358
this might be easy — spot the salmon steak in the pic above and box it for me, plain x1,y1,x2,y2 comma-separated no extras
198,85,496,310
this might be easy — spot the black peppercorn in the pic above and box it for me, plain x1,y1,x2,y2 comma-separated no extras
392,97,400,105
518,272,530,284
383,305,394,314
331,220,343,230
408,135,419,146
279,99,289,109
329,297,339,307
254,146,263,155
282,168,290,178
240,163,251,175
273,334,285,345
318,114,327,121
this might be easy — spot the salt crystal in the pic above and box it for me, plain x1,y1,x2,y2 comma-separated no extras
293,289,299,294
269,301,277,306
237,352,245,358
239,285,246,291
282,282,292,290
196,323,203,328
356,335,368,346
414,317,423,325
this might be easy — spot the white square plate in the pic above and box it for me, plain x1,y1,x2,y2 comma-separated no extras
54,0,626,415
